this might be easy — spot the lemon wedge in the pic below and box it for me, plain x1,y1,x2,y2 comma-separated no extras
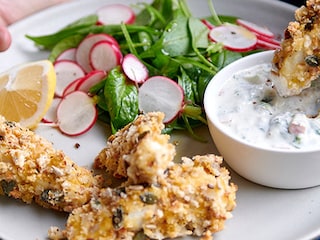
0,60,56,129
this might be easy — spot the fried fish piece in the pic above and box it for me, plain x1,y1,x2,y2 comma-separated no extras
271,0,320,97
0,115,99,212
49,154,237,240
94,112,176,184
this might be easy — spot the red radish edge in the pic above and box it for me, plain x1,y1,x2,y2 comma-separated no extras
42,97,61,124
57,91,97,136
54,60,86,97
209,24,257,52
97,4,136,25
256,39,281,50
256,33,281,46
75,33,120,73
89,40,123,72
122,53,148,83
201,19,214,30
236,19,275,39
138,76,184,123
76,70,106,93
62,78,83,96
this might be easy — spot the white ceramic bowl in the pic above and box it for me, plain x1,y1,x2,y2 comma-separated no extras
204,50,320,189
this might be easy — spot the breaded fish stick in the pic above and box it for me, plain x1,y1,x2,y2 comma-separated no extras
0,115,98,212
271,0,320,96
49,155,237,240
94,112,176,184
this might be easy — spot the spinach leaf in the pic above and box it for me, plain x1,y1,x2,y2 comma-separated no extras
63,14,98,29
161,13,191,57
48,34,85,62
210,49,243,70
188,17,209,50
178,67,198,103
180,65,213,104
135,3,166,27
188,17,215,71
26,15,98,49
151,52,180,78
135,0,174,28
104,67,139,133
137,31,153,51
197,71,215,103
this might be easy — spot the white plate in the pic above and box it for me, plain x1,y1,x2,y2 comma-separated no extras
1,0,320,240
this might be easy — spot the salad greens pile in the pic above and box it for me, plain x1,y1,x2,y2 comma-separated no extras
26,0,258,140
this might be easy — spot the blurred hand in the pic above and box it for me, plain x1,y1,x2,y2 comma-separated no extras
0,0,70,51
0,26,11,51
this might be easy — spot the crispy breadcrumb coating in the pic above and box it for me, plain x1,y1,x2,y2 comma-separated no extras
0,115,99,212
50,154,237,240
94,112,176,184
271,0,320,96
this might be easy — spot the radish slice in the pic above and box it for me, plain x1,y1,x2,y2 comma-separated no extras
138,76,184,123
76,70,106,93
256,39,281,50
56,48,77,61
256,33,281,46
57,91,97,136
42,97,61,123
54,60,86,97
236,19,275,39
62,78,82,96
209,23,257,52
122,53,148,83
97,4,136,25
89,40,123,72
76,33,120,73
201,19,214,30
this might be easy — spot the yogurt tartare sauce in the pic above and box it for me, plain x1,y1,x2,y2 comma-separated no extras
217,63,320,150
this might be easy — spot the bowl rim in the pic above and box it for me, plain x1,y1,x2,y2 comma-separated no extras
204,50,320,154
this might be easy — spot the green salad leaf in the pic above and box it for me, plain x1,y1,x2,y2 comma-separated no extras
103,67,139,133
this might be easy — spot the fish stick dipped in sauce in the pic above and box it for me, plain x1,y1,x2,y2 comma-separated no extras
271,0,320,97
